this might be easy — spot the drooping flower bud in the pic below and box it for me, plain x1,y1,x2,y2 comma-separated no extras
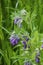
9,34,20,46
35,57,40,63
22,41,27,49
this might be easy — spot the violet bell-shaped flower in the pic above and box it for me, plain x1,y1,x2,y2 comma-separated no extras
9,34,20,46
35,57,40,63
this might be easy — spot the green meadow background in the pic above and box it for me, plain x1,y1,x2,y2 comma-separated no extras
0,0,43,65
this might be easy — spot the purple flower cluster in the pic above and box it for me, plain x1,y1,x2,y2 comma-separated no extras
9,33,30,49
10,34,20,46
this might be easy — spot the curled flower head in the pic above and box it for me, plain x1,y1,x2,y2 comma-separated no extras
14,17,22,24
35,57,40,63
14,16,22,27
24,61,32,65
9,34,20,46
36,52,40,57
20,9,27,15
24,62,29,65
35,52,40,63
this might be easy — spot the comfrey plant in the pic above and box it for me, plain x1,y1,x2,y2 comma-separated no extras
8,9,43,65
0,0,43,65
